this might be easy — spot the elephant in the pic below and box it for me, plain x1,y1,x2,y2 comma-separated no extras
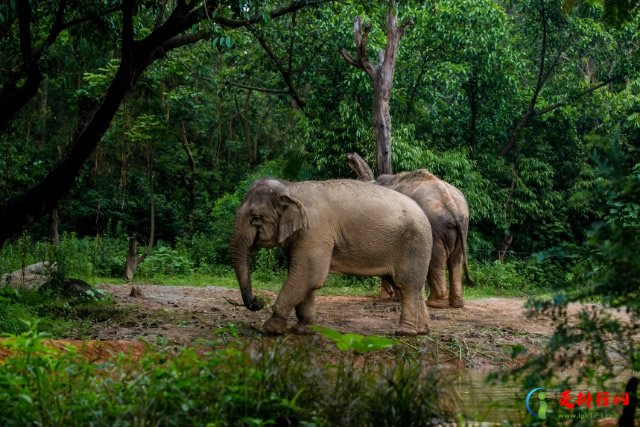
230,178,433,336
347,153,473,309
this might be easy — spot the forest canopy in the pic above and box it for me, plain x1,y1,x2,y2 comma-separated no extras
0,0,638,269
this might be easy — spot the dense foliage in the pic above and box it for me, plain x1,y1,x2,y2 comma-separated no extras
1,0,637,261
1,0,639,424
0,326,455,427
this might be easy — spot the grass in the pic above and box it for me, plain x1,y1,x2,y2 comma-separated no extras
0,287,123,338
93,264,553,300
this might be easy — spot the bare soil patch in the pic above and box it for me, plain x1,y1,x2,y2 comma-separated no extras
68,283,629,368
2,284,630,369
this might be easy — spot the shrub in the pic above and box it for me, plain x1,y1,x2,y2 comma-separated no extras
137,246,194,277
91,237,128,277
0,326,456,426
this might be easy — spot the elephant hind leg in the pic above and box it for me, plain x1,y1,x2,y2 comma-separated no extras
393,280,430,336
426,267,449,308
447,250,464,308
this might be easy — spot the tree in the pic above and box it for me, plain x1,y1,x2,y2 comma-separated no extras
340,3,412,176
0,0,326,245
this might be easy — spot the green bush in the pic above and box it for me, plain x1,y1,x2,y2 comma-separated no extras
0,288,113,336
209,193,241,266
54,233,94,280
176,232,219,273
91,237,128,277
470,260,538,295
0,326,456,426
137,246,194,277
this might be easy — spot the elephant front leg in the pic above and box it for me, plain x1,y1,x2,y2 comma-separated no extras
263,254,329,336
263,280,307,335
291,291,316,335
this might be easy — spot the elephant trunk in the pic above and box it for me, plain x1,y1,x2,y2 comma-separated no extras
230,220,264,311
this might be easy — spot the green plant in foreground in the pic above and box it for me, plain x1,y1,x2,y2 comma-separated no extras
0,322,455,426
312,325,397,353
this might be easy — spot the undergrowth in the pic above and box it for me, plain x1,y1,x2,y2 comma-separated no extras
0,287,119,337
0,325,457,427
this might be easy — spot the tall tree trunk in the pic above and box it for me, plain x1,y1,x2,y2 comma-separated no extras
340,4,412,176
124,235,147,281
50,144,62,245
179,120,197,238
50,206,60,245
147,141,156,252
372,83,393,175
466,68,478,149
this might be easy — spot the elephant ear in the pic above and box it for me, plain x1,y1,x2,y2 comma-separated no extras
277,195,309,244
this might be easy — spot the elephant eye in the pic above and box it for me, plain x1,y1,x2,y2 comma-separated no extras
250,214,263,224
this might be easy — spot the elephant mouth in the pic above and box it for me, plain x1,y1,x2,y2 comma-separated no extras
255,228,277,247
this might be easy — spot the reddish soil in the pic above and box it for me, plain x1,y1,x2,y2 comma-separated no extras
0,338,146,362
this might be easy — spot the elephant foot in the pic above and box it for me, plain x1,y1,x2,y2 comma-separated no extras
290,323,315,335
394,326,418,337
416,325,430,335
263,316,288,335
449,297,464,308
426,297,449,309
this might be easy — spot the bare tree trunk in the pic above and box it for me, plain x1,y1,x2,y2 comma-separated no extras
340,4,412,176
372,83,393,175
148,172,155,251
50,145,62,245
124,236,147,281
497,233,514,261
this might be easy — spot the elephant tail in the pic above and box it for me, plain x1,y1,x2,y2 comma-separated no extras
456,220,475,287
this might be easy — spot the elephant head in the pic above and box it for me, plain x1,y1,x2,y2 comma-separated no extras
229,179,309,311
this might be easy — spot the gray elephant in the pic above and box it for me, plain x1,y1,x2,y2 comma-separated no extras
347,153,473,308
230,178,433,336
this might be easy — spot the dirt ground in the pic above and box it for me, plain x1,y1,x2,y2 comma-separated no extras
64,283,625,369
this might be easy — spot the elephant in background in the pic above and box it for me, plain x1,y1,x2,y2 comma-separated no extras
347,153,473,308
230,178,433,336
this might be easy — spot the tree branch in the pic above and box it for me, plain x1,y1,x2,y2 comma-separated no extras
532,78,614,117
248,27,305,109
225,81,289,94
212,0,327,28
122,0,135,63
0,0,43,130
339,48,360,68
17,0,34,71
341,16,376,78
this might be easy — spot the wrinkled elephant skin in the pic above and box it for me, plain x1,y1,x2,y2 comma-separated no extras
230,179,433,336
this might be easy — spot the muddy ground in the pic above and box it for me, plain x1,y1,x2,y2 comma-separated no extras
76,284,629,369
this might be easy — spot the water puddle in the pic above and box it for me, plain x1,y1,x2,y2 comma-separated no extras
450,369,636,424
